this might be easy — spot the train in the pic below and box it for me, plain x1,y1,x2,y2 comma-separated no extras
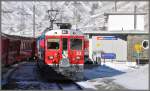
1,33,36,67
36,23,89,80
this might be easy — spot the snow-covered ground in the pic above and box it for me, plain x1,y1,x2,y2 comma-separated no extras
113,64,149,90
77,62,149,90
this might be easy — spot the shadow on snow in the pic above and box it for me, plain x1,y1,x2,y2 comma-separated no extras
84,64,125,80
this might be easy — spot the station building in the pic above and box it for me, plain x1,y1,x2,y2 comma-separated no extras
83,12,149,64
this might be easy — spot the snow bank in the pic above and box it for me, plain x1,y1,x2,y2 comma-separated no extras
77,81,97,90
101,62,131,71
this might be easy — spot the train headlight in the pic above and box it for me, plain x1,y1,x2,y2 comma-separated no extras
49,56,54,60
76,56,81,60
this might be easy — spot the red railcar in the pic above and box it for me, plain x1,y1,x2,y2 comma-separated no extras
1,35,9,66
44,35,84,65
36,23,86,80
1,33,35,67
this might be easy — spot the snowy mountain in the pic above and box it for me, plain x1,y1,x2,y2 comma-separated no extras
1,1,148,37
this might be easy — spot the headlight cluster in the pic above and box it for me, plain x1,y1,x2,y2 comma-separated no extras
48,56,54,60
76,56,81,60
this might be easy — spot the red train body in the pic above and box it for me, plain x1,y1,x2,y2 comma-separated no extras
37,29,85,65
36,24,88,80
1,33,35,67
44,35,84,65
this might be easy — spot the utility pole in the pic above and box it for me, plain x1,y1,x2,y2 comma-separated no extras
32,4,36,60
19,3,25,33
134,5,137,30
73,1,79,30
60,10,63,23
33,5,35,38
114,0,117,12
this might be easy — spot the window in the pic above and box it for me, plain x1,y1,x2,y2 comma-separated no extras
142,40,149,49
70,39,82,50
47,39,60,49
108,15,144,31
108,15,134,31
137,15,144,31
63,38,68,50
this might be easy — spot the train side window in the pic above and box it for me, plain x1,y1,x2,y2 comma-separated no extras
23,42,25,50
47,38,60,49
24,42,27,50
21,41,23,50
142,40,149,49
70,39,82,50
22,41,24,50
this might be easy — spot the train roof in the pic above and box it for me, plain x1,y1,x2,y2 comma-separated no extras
1,33,34,40
45,29,84,36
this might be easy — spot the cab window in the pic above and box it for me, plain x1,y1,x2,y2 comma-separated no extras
70,39,82,50
47,38,60,49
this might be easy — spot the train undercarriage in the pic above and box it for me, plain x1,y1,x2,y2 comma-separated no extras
37,59,84,81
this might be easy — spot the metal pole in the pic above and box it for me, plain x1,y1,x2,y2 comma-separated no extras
32,4,36,60
33,5,35,38
75,5,78,30
50,2,53,30
114,0,117,12
137,52,140,65
74,1,78,30
51,20,53,30
134,5,137,30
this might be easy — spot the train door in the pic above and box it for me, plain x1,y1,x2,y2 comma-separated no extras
45,36,62,65
57,37,70,67
62,38,68,59
68,36,84,64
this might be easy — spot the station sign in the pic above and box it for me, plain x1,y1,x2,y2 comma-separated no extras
97,36,117,40
134,43,142,53
101,53,116,59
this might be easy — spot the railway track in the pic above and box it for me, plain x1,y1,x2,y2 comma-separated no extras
8,81,83,90
2,62,83,90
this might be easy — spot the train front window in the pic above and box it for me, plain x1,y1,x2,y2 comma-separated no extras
47,39,60,49
70,39,82,50
63,38,68,50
